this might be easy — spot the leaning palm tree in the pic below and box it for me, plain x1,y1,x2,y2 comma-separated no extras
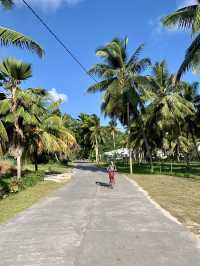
0,0,44,57
25,113,76,171
88,37,151,173
162,1,200,79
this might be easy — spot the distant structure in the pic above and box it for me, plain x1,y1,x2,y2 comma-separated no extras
104,148,129,160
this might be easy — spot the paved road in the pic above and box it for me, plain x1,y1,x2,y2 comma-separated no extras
0,163,200,266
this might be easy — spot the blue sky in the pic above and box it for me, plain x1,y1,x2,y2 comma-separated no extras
0,0,198,124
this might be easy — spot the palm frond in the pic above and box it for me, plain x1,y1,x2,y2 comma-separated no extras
87,78,116,93
176,33,200,80
162,5,198,33
0,27,44,57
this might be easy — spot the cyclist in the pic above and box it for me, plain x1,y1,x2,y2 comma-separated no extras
107,161,117,188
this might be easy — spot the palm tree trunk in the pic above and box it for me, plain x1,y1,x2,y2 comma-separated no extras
34,147,38,172
141,127,153,173
129,148,133,174
112,132,116,150
190,128,200,160
95,136,99,164
17,155,21,179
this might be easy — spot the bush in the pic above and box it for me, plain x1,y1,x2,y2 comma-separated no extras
0,179,10,199
22,172,44,188
7,172,45,195
9,178,24,193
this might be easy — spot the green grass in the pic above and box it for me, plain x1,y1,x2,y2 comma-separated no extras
0,161,73,223
0,181,64,224
99,161,200,179
24,161,73,175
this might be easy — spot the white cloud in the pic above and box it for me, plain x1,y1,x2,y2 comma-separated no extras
48,88,68,103
179,0,197,8
15,0,83,10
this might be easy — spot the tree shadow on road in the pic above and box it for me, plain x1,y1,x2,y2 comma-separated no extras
74,163,107,173
96,181,111,188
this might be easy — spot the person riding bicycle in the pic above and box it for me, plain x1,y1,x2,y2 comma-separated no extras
107,161,117,188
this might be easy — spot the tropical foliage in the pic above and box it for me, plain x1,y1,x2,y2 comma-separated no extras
162,0,200,79
88,37,200,173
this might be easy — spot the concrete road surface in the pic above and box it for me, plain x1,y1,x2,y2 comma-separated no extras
0,163,200,266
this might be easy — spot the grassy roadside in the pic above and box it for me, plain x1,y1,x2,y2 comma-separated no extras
130,174,200,236
0,162,73,224
0,181,64,224
113,162,200,178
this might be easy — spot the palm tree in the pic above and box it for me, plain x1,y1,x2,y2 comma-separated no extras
0,0,44,57
162,1,200,34
181,81,200,159
25,113,76,172
0,58,33,178
88,37,151,173
139,61,195,162
79,114,104,163
108,119,117,149
89,115,105,164
162,1,200,79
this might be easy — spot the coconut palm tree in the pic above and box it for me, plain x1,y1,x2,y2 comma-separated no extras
162,1,200,34
89,115,105,164
88,37,151,173
162,1,200,79
0,58,33,178
25,112,76,171
0,0,44,57
181,81,200,159
139,61,196,161
79,114,104,163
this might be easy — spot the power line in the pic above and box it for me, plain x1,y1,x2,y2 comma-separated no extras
21,0,97,82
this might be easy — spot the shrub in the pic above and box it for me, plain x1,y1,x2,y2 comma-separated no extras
0,179,10,198
9,178,24,193
22,172,44,188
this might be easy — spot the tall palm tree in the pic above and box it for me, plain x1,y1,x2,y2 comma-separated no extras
162,1,200,79
0,58,33,178
88,37,151,173
0,0,44,57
